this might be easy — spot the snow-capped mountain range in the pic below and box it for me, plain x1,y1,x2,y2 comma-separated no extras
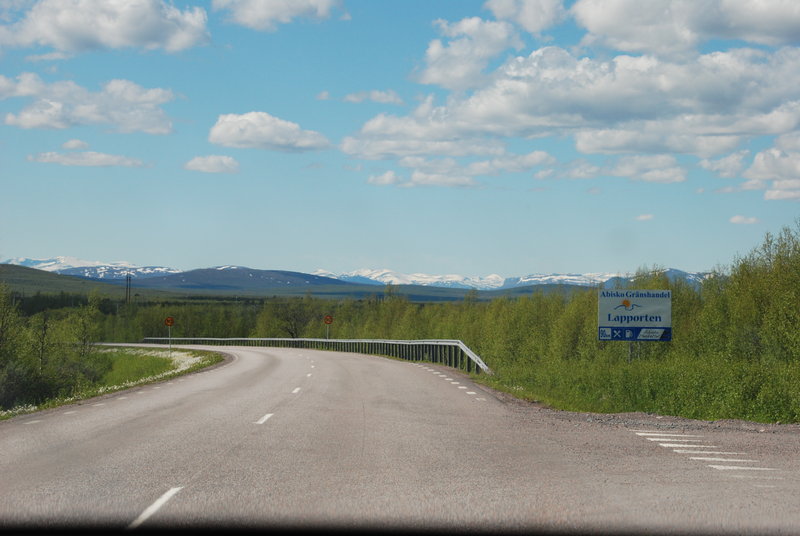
311,268,640,289
2,257,710,290
2,256,180,279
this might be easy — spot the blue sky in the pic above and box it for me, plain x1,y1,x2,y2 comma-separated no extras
1,0,799,278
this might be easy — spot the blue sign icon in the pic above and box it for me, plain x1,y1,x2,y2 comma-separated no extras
598,327,672,341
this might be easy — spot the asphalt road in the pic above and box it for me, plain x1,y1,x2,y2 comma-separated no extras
1,345,799,534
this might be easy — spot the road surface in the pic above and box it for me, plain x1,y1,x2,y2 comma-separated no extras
1,345,799,533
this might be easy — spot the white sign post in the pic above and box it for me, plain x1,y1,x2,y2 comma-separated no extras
598,289,672,342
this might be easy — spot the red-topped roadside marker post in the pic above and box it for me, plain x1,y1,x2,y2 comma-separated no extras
165,316,175,357
323,315,333,339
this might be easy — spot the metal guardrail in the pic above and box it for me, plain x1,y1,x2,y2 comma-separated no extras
140,337,492,375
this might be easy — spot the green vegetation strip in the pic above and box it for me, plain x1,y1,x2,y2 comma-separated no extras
0,347,223,420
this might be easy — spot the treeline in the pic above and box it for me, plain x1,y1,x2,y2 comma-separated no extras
0,291,112,409
2,221,799,421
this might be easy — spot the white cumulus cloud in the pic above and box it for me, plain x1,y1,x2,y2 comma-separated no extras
417,17,522,90
28,151,144,167
2,73,174,133
184,155,240,174
208,111,330,152
485,0,567,34
0,0,209,53
343,90,404,105
367,170,403,186
730,215,760,224
572,0,800,58
611,155,686,183
62,138,89,149
699,151,749,178
212,0,340,31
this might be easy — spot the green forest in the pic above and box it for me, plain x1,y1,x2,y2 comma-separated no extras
2,220,799,423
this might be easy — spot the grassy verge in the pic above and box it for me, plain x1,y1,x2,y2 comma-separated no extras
0,346,224,421
472,352,800,424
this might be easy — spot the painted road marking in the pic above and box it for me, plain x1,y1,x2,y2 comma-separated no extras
635,432,703,437
24,420,42,425
708,465,778,471
255,413,274,425
467,391,477,395
658,443,718,448
458,386,468,389
92,403,105,407
730,475,784,480
645,438,704,442
292,387,301,394
307,373,312,377
450,382,460,384
129,487,183,529
690,457,758,463
64,411,77,415
118,396,128,400
673,450,746,455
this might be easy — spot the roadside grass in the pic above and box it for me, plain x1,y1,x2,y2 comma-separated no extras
0,347,224,421
473,351,800,424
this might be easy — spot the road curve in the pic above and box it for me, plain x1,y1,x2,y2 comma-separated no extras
1,345,799,533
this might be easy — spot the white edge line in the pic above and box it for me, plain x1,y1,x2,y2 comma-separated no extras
255,413,274,425
128,486,183,529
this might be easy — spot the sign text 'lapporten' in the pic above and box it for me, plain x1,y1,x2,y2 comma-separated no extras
598,289,672,341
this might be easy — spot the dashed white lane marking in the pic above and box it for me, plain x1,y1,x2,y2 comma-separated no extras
292,387,301,394
466,391,477,395
311,365,316,369
450,381,460,384
708,465,779,471
255,413,274,425
635,432,704,437
128,486,183,529
631,429,784,482
729,475,784,480
24,420,42,425
458,386,468,390
658,443,719,448
118,396,128,400
691,457,758,462
645,437,705,442
673,450,746,455
475,398,486,401
307,373,312,377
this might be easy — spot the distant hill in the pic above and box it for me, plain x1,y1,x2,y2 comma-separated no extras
131,266,351,291
1,256,713,302
0,264,128,297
